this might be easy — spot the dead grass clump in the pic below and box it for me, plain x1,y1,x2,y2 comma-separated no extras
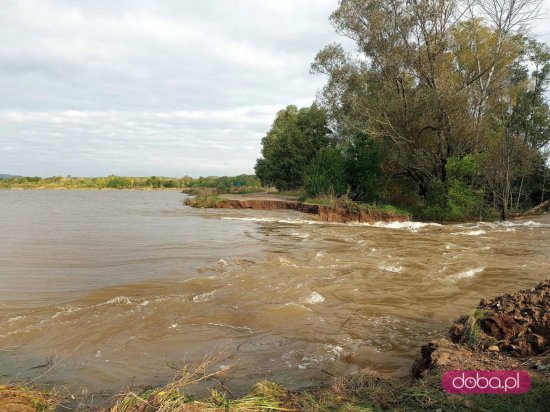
0,384,60,412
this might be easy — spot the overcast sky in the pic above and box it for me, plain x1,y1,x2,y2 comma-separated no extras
1,0,549,177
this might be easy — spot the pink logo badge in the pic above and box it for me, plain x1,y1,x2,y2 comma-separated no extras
442,370,531,394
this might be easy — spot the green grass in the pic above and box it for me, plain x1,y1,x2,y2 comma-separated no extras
302,194,412,219
182,186,266,196
184,194,225,208
460,309,491,349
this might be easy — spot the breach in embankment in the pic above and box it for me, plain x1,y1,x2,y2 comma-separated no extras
184,192,411,224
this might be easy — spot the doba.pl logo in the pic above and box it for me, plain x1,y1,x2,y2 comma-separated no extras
442,370,531,394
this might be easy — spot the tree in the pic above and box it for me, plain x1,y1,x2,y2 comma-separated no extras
312,0,546,218
304,146,347,197
255,104,332,189
344,131,382,202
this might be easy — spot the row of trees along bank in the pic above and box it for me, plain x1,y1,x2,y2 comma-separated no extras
255,0,550,221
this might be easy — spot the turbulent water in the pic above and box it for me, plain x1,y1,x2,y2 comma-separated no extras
0,190,549,397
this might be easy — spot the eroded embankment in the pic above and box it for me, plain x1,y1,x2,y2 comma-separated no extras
414,279,550,377
213,198,409,223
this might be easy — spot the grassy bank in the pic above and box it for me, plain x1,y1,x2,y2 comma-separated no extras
184,192,412,222
104,371,549,412
0,384,59,412
4,364,548,411
302,195,412,220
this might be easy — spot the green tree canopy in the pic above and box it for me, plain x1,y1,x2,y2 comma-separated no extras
255,104,332,189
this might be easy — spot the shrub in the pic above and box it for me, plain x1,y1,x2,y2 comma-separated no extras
345,131,382,202
304,147,348,197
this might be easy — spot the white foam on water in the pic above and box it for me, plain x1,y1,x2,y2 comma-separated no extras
356,221,442,231
291,232,310,239
324,344,343,358
377,263,403,273
450,267,484,280
459,230,486,236
193,290,217,303
100,296,134,306
223,216,448,231
52,305,81,319
7,315,25,324
303,292,325,304
222,217,321,225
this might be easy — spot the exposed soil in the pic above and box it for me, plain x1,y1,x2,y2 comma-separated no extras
214,194,408,223
451,280,549,356
215,198,320,214
316,206,408,224
414,279,550,377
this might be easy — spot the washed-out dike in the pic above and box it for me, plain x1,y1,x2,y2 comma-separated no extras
0,190,548,397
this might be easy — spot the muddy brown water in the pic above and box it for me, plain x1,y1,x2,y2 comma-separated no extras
0,190,549,399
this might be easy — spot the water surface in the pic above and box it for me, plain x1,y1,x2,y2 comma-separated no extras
1,190,548,397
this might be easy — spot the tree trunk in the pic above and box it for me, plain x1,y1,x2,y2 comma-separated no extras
516,173,525,209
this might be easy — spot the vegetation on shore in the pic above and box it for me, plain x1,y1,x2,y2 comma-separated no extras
4,361,548,411
184,191,412,222
302,194,412,220
0,384,59,412
255,0,550,222
0,175,261,192
184,193,227,208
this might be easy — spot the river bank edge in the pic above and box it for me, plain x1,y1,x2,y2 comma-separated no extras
2,280,548,411
185,192,413,224
184,190,550,224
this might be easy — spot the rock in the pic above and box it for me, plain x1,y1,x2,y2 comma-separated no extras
450,280,549,356
480,314,523,340
487,345,500,352
526,334,547,353
536,364,547,371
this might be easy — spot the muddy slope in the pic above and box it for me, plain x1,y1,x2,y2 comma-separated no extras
414,280,550,377
214,198,408,223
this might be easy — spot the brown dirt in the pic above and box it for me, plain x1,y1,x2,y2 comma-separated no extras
414,280,550,377
214,195,408,223
215,199,320,214
451,280,549,356
317,206,408,224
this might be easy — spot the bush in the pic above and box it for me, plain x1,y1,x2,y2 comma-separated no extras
304,147,348,197
345,131,382,202
420,177,486,221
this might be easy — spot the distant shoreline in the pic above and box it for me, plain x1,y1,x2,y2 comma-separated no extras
1,187,184,191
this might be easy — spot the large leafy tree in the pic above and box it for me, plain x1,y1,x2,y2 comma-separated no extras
255,104,332,189
312,0,547,218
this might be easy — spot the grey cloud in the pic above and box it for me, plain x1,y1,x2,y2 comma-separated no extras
1,0,549,177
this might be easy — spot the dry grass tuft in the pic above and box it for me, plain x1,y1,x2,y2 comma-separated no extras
0,384,60,412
